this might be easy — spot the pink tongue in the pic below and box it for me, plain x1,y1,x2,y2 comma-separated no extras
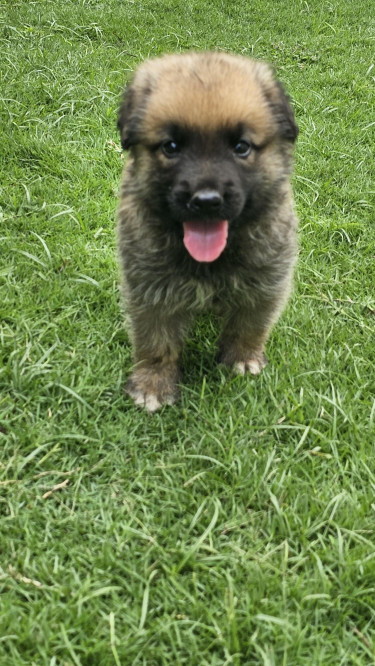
183,220,228,262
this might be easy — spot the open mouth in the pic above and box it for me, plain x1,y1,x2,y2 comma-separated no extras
182,219,229,263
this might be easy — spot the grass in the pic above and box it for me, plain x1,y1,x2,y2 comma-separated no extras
1,0,375,663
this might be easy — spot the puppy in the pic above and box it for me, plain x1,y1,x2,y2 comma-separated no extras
117,51,298,411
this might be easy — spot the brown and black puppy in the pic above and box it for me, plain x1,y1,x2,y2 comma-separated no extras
117,51,298,411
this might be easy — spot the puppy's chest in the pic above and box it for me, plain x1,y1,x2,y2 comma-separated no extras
154,270,257,313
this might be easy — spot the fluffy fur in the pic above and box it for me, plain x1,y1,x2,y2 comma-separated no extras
117,51,299,411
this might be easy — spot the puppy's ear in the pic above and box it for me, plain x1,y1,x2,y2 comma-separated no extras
272,81,299,142
117,70,154,151
255,62,298,142
117,84,137,150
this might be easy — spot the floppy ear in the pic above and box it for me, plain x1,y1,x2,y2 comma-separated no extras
272,81,299,142
117,70,155,150
117,84,137,150
255,62,298,142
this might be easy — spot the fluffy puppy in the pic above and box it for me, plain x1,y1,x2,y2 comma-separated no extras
117,51,298,411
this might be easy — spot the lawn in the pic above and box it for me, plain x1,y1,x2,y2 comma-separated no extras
1,0,375,664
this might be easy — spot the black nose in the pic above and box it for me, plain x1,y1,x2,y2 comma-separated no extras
189,189,223,214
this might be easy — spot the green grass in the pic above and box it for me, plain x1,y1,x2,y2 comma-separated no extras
1,0,375,663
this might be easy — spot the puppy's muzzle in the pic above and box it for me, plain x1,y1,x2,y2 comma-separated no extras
188,189,223,215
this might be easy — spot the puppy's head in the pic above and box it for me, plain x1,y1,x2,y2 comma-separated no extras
118,52,298,263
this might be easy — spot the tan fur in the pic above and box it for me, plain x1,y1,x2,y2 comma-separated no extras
117,51,298,411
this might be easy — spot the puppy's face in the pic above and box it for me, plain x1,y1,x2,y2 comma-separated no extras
118,52,298,263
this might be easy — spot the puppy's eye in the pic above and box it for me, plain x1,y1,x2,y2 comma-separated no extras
161,140,180,157
233,140,252,158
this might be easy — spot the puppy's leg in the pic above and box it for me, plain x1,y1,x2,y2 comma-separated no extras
125,306,191,412
218,296,286,376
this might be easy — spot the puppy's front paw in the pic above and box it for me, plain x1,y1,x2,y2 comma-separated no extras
233,353,268,376
218,347,268,376
126,386,164,412
125,364,180,412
